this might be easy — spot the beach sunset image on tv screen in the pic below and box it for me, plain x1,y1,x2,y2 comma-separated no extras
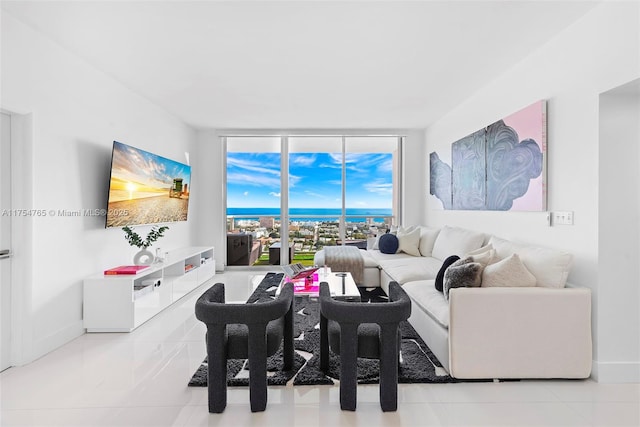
105,141,191,228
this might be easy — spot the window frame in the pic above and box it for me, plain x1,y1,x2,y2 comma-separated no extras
222,133,403,266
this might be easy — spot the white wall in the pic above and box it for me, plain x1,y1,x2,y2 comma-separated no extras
192,129,226,271
1,12,198,364
599,82,640,382
193,129,425,270
422,2,639,382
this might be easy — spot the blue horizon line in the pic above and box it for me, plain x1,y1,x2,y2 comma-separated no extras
227,207,392,214
227,207,393,222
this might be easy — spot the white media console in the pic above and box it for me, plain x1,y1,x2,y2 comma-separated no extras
83,246,215,332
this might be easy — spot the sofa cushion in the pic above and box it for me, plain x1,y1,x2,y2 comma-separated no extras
378,233,399,254
378,256,442,285
403,280,450,328
418,227,440,257
358,249,385,268
488,236,573,288
366,249,416,263
482,253,536,288
443,257,484,300
432,226,485,261
397,226,421,256
435,255,460,292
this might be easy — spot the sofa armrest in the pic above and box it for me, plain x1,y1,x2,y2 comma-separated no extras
448,287,592,379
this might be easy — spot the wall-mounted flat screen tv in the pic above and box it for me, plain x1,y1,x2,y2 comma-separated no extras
105,141,191,228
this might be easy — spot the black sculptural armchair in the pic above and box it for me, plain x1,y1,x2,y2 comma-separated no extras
319,281,411,412
195,282,294,413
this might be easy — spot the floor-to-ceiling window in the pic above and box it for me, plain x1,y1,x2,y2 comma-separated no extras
225,136,282,267
225,135,401,267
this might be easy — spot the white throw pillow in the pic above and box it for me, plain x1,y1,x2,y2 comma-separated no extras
488,236,573,288
418,227,440,257
367,236,380,250
465,245,498,266
466,243,493,256
396,226,421,256
482,253,536,287
431,226,485,261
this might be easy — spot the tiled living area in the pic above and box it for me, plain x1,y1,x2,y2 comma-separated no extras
1,271,638,427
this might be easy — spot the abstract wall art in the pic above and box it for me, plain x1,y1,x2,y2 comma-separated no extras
430,100,547,211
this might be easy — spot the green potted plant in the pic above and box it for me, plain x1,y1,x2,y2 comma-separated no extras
123,225,169,265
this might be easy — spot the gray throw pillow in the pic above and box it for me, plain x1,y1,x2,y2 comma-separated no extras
443,257,484,300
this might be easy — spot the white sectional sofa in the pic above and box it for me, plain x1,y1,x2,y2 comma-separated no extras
314,225,593,380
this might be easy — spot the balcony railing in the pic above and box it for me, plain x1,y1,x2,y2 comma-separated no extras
226,214,394,266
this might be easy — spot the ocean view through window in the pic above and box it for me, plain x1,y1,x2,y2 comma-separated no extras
225,135,401,267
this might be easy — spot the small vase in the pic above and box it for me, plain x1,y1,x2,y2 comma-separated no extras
133,248,155,266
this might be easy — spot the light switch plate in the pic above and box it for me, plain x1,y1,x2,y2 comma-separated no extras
552,211,574,225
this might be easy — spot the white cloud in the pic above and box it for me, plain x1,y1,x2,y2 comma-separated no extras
304,190,326,199
243,191,249,196
288,174,302,187
227,156,280,176
291,154,316,166
364,180,393,195
227,172,280,188
269,192,281,198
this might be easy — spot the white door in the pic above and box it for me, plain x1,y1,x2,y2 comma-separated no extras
1,112,12,371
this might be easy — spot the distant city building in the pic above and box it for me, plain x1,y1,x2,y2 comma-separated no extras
259,217,274,228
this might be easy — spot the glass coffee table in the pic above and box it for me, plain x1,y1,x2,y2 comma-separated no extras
276,268,361,302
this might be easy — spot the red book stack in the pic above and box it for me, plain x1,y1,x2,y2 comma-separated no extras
104,265,149,275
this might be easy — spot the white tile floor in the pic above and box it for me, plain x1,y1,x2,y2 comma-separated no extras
1,270,639,427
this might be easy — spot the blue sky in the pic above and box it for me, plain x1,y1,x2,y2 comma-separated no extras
227,152,393,209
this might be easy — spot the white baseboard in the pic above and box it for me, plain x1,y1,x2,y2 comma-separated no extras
591,360,640,383
20,321,84,366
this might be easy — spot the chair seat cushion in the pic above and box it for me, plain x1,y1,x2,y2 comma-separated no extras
226,317,285,359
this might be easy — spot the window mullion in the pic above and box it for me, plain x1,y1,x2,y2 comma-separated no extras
281,136,289,264
340,136,346,246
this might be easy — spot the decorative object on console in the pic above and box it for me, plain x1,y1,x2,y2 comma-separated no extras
133,249,154,266
429,100,547,211
122,225,169,265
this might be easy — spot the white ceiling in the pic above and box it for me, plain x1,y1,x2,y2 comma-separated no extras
2,0,600,129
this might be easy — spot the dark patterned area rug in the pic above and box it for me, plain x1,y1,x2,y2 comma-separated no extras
188,272,460,387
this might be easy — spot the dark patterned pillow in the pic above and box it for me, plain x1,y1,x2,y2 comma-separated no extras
443,257,484,300
435,255,460,292
378,233,399,254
